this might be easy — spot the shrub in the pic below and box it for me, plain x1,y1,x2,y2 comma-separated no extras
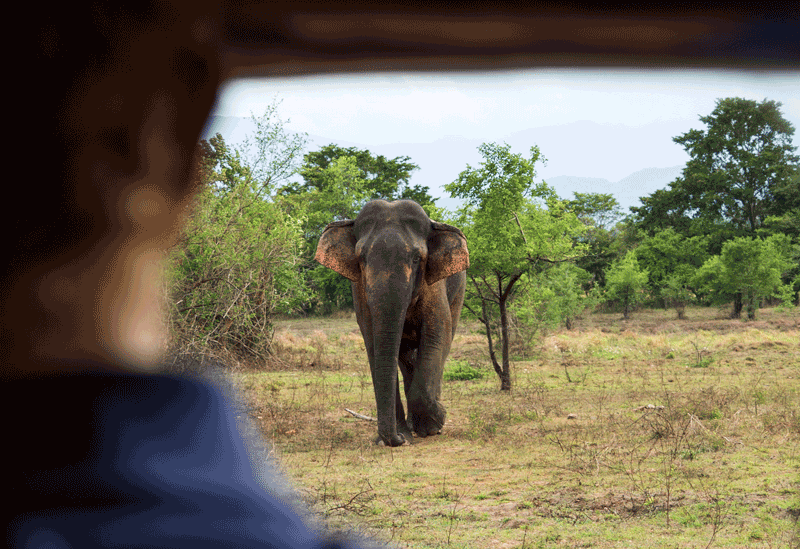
444,360,486,381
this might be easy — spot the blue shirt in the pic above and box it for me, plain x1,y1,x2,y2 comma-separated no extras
6,366,381,548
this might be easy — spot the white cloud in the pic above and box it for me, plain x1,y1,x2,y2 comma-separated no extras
213,69,798,192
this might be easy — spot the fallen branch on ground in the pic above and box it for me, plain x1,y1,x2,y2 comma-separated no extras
345,408,376,422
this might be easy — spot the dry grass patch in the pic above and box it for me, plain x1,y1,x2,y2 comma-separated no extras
234,306,800,548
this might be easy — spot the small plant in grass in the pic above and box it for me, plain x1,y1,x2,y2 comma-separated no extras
689,336,713,368
691,356,714,368
466,410,498,440
444,360,486,381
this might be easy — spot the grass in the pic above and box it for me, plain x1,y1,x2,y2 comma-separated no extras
234,305,800,548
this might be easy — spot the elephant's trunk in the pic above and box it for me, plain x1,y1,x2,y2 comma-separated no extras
364,262,415,446
370,323,405,446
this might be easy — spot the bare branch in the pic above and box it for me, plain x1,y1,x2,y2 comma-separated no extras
344,408,376,422
510,210,528,246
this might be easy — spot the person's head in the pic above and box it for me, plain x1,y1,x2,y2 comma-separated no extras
4,2,221,376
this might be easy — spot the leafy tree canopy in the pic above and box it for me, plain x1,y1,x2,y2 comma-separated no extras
631,97,799,253
286,155,371,313
567,192,623,231
604,251,649,319
446,142,586,390
634,227,709,298
282,144,435,207
692,234,795,319
566,192,626,289
170,104,310,361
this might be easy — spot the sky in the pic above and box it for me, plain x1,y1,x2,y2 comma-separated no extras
207,69,799,211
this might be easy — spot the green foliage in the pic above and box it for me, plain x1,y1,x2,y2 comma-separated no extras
604,251,649,319
693,234,795,319
445,142,586,390
566,192,626,289
448,144,584,279
568,192,622,231
631,97,799,252
778,272,800,307
281,155,370,313
286,144,432,206
512,263,600,335
236,100,308,195
662,275,694,319
634,228,709,306
443,360,486,381
421,203,456,224
166,103,310,362
691,356,714,369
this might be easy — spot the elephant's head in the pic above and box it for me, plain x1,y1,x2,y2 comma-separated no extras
315,199,469,445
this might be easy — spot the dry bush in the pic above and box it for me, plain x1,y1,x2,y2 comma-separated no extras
268,330,346,370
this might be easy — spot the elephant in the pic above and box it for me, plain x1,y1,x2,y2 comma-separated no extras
315,199,469,446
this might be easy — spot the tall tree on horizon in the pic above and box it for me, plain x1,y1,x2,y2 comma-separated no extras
281,144,435,208
631,97,799,253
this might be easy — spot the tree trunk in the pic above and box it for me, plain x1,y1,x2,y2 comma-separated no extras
481,299,503,381
746,293,757,320
498,294,511,391
731,293,743,319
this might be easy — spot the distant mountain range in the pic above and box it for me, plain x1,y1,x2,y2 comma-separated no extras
546,166,684,212
202,115,685,213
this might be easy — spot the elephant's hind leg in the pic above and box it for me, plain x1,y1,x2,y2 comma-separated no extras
397,348,415,441
394,376,413,443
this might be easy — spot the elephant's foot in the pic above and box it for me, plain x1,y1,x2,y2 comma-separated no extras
397,422,414,444
375,433,408,447
409,405,446,438
413,421,442,438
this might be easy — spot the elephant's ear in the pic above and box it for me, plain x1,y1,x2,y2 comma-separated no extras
426,222,470,285
315,220,360,281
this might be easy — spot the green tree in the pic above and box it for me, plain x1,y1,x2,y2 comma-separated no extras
289,156,371,313
631,97,799,251
763,170,800,240
289,156,370,239
236,101,308,195
661,274,695,319
166,104,309,363
569,192,623,231
512,263,600,337
284,144,434,207
634,227,709,306
604,251,649,320
566,192,625,289
692,234,795,319
446,142,585,391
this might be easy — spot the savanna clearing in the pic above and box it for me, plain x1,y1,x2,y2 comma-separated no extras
233,306,800,548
